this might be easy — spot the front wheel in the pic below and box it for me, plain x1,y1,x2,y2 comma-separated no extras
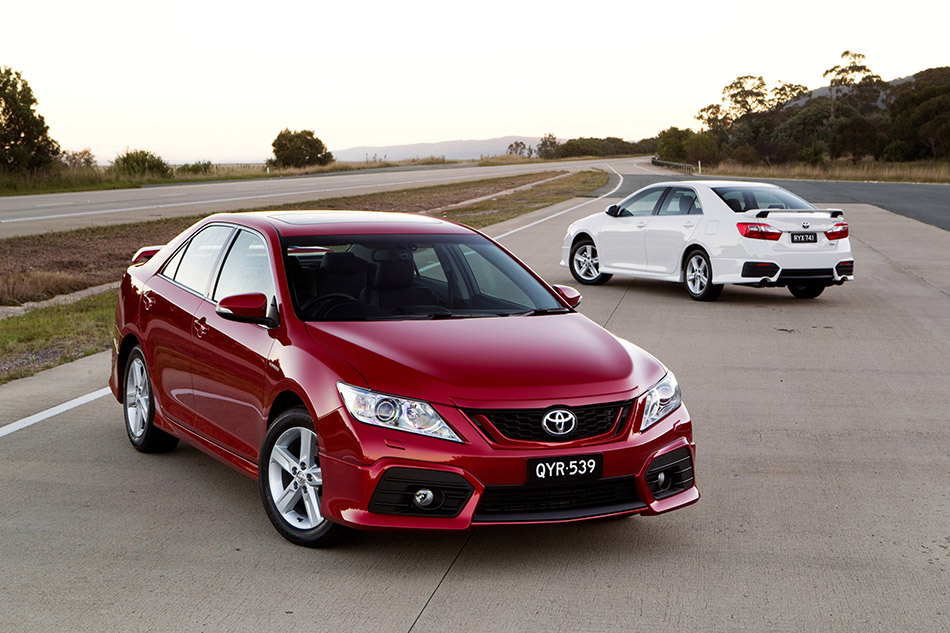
684,251,723,301
788,284,825,299
570,239,612,285
123,346,178,453
259,407,359,548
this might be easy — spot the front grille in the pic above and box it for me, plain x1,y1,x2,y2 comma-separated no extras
465,401,629,443
368,468,473,518
835,261,854,276
473,476,645,522
644,447,695,500
778,268,834,282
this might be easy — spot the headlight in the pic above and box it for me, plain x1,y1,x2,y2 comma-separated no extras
640,372,681,431
337,383,462,442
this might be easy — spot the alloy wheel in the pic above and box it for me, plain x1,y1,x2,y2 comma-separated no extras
267,426,325,530
124,356,150,440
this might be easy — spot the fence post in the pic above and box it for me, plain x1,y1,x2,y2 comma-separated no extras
698,161,702,175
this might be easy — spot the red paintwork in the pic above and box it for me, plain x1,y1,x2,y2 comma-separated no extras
109,210,698,530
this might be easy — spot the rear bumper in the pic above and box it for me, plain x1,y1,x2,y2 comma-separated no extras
318,410,698,530
714,255,855,286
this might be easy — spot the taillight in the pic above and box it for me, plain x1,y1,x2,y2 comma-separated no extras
825,222,849,240
737,222,782,241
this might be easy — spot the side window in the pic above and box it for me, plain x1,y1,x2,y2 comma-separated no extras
414,246,447,283
619,188,665,217
657,188,699,216
213,230,276,301
170,225,234,295
160,245,186,279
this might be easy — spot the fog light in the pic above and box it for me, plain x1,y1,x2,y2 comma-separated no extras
413,488,435,508
656,471,672,492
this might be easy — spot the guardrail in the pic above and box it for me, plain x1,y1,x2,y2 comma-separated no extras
651,157,698,174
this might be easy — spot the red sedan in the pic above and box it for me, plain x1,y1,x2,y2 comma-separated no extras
109,211,698,547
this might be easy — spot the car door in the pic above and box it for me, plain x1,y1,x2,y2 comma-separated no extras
597,187,667,272
644,187,703,275
142,224,235,429
190,228,278,462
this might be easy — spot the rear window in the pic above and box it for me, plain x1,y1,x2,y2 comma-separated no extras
713,186,815,213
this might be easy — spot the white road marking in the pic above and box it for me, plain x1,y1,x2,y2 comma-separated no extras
0,387,111,438
494,164,624,240
630,158,670,176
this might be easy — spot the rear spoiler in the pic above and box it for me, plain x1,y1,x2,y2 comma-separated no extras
755,208,844,219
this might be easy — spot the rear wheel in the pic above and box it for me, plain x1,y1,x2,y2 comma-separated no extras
259,407,360,548
570,239,612,285
684,250,723,301
788,284,825,299
123,346,178,453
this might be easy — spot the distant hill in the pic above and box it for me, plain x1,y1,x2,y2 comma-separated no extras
332,136,544,162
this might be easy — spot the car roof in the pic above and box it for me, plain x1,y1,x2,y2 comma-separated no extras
645,180,781,189
202,210,475,237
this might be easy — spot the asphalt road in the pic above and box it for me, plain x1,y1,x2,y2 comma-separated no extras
1,186,947,631
0,158,639,238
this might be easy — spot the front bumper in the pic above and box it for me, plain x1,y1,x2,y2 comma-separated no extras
317,405,698,530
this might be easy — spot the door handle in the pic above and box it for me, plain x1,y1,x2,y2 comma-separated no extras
683,222,695,228
194,317,210,338
142,292,156,311
636,222,648,228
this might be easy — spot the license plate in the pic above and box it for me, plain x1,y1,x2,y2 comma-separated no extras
791,232,817,243
527,454,603,485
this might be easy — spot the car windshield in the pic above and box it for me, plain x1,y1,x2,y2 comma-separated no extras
712,186,815,213
282,233,565,321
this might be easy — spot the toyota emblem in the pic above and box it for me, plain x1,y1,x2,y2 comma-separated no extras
802,221,810,229
541,409,577,437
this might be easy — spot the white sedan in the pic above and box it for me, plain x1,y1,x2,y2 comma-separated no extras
561,180,854,300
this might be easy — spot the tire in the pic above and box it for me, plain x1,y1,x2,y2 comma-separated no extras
570,239,612,285
788,284,825,299
259,407,360,548
684,250,723,301
123,346,179,453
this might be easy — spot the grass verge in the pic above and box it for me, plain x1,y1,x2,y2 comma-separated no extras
708,159,950,184
0,291,116,384
0,169,607,383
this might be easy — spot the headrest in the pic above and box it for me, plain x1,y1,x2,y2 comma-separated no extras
679,196,694,213
321,251,361,274
375,259,414,289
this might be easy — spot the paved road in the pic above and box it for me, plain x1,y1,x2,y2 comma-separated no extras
1,188,947,631
0,158,641,238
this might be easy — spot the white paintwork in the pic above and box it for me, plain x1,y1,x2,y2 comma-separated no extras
561,180,854,290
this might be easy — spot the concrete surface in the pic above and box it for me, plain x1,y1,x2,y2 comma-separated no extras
0,194,947,632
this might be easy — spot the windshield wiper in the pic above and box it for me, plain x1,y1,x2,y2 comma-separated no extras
505,307,573,316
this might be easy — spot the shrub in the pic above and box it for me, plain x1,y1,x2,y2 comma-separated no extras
729,143,760,164
112,149,171,177
59,148,96,170
177,161,213,175
271,129,333,168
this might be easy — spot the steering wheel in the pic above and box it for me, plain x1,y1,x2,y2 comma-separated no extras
300,293,357,317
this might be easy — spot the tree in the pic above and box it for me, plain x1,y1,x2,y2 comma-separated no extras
536,133,560,159
656,127,694,162
506,140,526,156
770,81,810,108
695,103,732,133
0,66,60,172
823,51,881,118
271,129,334,168
722,75,769,118
683,131,720,165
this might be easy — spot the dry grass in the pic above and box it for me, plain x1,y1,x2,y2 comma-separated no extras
0,271,90,305
709,159,950,184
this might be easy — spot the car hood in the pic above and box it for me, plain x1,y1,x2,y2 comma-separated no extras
305,313,665,407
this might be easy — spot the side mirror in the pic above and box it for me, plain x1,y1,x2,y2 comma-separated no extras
216,293,278,328
552,284,582,309
605,204,620,217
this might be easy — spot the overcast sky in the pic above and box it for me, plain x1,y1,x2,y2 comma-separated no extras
2,0,946,163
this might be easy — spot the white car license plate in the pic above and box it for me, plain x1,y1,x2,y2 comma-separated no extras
527,454,602,485
791,232,817,243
